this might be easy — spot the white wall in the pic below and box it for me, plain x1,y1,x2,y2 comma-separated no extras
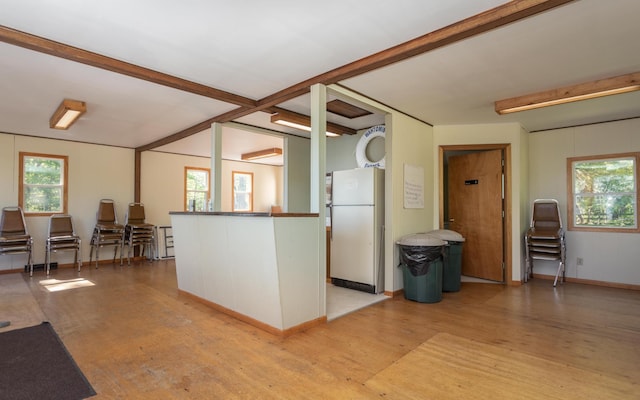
528,118,640,285
433,123,526,282
0,135,15,209
221,159,283,213
387,114,434,291
0,132,134,270
325,129,385,173
141,151,283,225
284,135,311,212
326,133,359,171
140,151,210,226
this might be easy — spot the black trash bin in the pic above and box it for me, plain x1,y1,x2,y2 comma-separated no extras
428,229,465,292
397,234,445,303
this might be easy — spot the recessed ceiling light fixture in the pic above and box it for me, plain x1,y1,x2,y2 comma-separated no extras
241,147,283,161
495,72,640,114
270,109,356,136
50,99,86,130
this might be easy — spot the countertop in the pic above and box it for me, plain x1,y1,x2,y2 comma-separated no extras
169,211,319,218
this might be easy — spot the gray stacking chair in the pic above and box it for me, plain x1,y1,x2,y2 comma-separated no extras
525,199,566,287
89,199,124,268
0,207,33,275
121,202,155,265
45,214,82,275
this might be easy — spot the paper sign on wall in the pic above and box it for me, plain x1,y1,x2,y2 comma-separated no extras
404,163,424,209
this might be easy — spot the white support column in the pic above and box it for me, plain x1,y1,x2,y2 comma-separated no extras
310,83,327,316
210,122,223,211
282,137,289,212
310,84,327,213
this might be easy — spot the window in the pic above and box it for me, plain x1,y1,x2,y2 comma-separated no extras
568,152,639,232
232,171,253,212
19,152,68,215
184,167,210,211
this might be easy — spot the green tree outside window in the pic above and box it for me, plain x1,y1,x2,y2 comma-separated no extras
185,167,210,211
569,154,638,231
20,153,68,215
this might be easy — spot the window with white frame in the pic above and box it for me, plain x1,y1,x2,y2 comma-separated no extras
232,171,253,212
184,167,210,211
19,152,68,215
568,152,639,232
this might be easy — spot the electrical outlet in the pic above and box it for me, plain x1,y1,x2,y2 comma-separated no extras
577,257,583,266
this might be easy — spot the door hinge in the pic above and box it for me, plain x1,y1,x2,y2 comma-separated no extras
502,262,505,270
502,210,505,218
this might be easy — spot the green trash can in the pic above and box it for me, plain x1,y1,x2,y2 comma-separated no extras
397,234,445,303
428,229,465,292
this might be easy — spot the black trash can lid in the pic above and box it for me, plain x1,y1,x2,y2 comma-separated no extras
427,229,465,242
397,233,445,247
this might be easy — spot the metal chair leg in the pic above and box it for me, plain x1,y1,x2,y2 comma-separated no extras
553,260,565,287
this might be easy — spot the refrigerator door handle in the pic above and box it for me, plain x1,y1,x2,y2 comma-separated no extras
330,172,334,240
329,204,333,240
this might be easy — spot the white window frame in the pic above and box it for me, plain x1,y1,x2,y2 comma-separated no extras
232,171,253,212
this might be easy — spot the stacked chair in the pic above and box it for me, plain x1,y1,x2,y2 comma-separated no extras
45,214,82,275
121,202,155,265
525,199,566,287
0,206,33,276
89,199,125,268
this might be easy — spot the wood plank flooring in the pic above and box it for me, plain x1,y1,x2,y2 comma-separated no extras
1,260,638,399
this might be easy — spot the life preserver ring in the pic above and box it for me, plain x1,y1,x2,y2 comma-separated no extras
356,125,385,169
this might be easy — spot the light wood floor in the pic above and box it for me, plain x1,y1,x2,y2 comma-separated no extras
2,260,639,399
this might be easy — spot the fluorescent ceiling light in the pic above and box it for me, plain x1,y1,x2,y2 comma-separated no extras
241,147,283,161
50,99,86,129
495,72,640,115
270,110,356,136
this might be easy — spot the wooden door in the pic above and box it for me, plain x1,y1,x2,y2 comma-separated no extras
447,149,504,281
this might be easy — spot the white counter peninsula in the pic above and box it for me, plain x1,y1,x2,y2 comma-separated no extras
169,211,325,336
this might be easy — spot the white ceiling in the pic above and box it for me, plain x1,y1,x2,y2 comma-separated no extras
1,0,639,164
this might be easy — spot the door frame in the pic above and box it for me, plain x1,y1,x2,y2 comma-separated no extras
439,144,513,284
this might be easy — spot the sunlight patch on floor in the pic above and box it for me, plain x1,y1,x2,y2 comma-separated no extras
39,278,95,292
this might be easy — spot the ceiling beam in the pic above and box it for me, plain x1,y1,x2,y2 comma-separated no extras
135,106,260,152
136,0,574,151
136,117,220,152
1,1,573,151
0,25,257,108
270,109,357,135
495,71,640,114
256,0,576,109
136,104,359,152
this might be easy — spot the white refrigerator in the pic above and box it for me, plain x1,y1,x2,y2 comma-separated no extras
330,167,385,294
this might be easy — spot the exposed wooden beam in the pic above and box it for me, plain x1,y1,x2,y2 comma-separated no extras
136,105,263,152
0,25,257,108
241,147,283,161
270,109,357,135
136,0,574,151
135,104,358,153
256,0,576,109
495,71,640,114
136,116,220,152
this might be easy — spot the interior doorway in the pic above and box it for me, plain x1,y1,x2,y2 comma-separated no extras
439,144,512,283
